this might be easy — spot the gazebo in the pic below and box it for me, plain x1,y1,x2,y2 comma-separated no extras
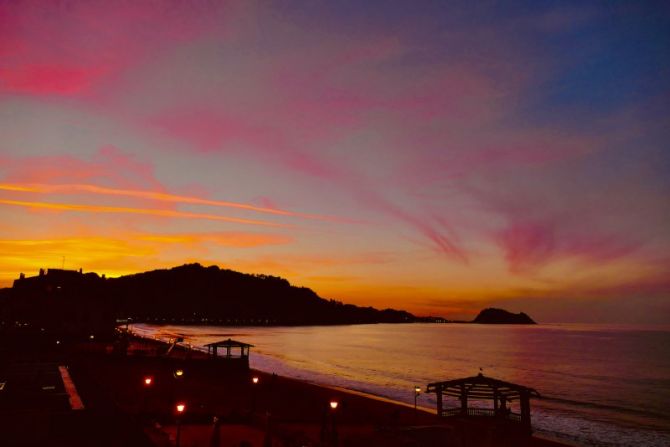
426,373,540,435
204,338,254,368
204,338,254,358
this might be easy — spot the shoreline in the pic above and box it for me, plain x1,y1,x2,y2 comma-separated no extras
121,332,570,446
134,322,670,447
0,327,573,446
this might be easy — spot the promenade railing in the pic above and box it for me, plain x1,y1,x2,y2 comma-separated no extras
440,407,522,422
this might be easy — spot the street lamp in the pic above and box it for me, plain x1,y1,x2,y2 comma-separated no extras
251,376,260,412
329,400,339,446
320,400,339,444
140,376,154,417
175,402,186,447
414,386,421,410
174,369,184,378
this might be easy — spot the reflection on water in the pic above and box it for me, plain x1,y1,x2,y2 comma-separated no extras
133,323,670,447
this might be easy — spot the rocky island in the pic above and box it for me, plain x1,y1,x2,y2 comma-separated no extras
473,307,537,324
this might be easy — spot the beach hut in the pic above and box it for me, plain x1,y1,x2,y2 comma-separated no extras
426,373,540,435
204,338,254,368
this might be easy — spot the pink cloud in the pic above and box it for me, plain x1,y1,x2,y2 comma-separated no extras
452,134,596,173
493,212,643,273
0,1,235,97
497,221,556,270
0,64,110,95
144,99,473,260
268,55,505,153
135,35,521,263
395,130,601,193
1,146,163,191
2,2,623,270
154,96,470,257
457,137,663,275
148,106,341,180
0,146,178,214
354,189,469,263
149,109,245,152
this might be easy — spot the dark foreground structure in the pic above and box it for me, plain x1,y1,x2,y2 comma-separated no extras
204,338,253,369
1,324,564,447
427,373,540,436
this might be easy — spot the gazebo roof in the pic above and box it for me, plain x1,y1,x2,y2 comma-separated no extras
204,338,254,348
426,373,540,401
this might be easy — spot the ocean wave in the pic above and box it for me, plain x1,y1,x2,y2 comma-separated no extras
540,395,670,422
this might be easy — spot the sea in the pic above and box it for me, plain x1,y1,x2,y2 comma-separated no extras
131,322,670,447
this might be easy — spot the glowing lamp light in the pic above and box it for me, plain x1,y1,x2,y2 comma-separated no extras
174,369,184,378
329,400,339,410
252,376,259,384
89,334,95,340
56,340,60,345
176,403,186,413
144,376,153,386
415,386,422,394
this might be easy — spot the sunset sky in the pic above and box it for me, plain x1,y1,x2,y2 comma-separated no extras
1,1,668,323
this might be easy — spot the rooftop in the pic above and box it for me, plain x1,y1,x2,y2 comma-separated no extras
204,338,254,348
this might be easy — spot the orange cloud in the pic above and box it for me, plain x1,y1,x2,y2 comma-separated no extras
0,198,289,227
137,232,292,248
0,183,346,222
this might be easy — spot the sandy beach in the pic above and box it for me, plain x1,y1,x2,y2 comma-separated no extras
1,329,572,446
72,335,570,446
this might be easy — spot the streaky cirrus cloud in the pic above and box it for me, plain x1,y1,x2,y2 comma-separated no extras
0,148,340,222
0,182,349,222
462,131,669,276
0,198,289,228
3,2,540,264
496,220,641,273
136,231,292,248
114,6,587,264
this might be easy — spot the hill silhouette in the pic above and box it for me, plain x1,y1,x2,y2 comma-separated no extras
0,264,415,334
